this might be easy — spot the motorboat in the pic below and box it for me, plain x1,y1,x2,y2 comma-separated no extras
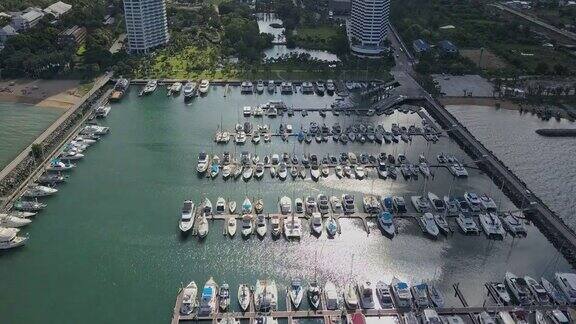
479,213,506,239
307,280,321,310
198,277,218,315
555,272,576,304
411,196,431,213
357,281,375,309
449,163,468,177
427,284,445,308
216,197,226,215
270,215,281,237
524,276,551,305
317,194,330,215
477,312,496,324
59,150,84,160
13,200,46,212
267,80,275,93
325,216,338,237
377,211,395,238
342,194,355,214
324,281,339,310
456,213,479,235
344,283,359,309
46,159,75,172
294,198,304,214
256,214,267,237
255,279,278,312
284,215,302,239
479,194,498,212
241,214,253,237
94,105,111,118
183,82,197,99
242,165,253,181
326,79,335,94
289,278,304,309
279,196,292,215
411,283,429,308
227,217,237,237
310,212,323,236
0,215,31,228
1,211,35,218
277,162,287,180
420,213,439,239
422,309,441,324
505,272,533,306
375,281,393,308
403,312,419,324
301,81,314,94
254,199,264,214
310,165,320,181
179,200,195,233
444,196,459,215
541,277,567,305
0,227,27,250
363,195,381,214
433,214,450,235
142,80,157,94
198,79,210,95
203,197,213,215
197,152,210,173
23,185,57,198
180,281,198,315
330,196,343,214
489,282,511,305
391,277,411,309
229,201,237,214
241,81,254,94
235,131,247,144
501,212,527,237
256,80,264,93
455,196,471,213
354,166,365,179
427,192,445,212
464,192,482,212
305,196,317,214
219,282,230,311
393,196,407,213
197,214,209,238
549,309,570,324
238,284,251,311
37,173,67,184
280,82,293,94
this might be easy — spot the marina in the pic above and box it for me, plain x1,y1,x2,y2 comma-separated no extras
1,83,575,323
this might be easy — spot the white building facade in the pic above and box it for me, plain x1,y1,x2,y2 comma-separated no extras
347,0,390,57
123,0,169,54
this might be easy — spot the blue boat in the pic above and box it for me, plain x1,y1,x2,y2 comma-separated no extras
377,211,395,237
297,130,305,142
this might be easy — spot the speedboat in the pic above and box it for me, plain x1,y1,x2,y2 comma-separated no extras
456,213,479,235
305,196,317,214
444,196,460,215
179,200,195,233
420,213,439,239
180,281,198,315
0,215,31,228
284,215,301,239
354,166,365,179
142,80,157,94
279,196,292,215
256,214,267,237
363,195,381,214
505,272,533,306
342,194,355,214
13,200,46,212
197,152,210,173
502,212,527,237
277,162,288,180
197,214,209,238
183,82,197,99
310,212,323,236
391,277,411,309
375,281,393,308
254,198,264,214
241,197,252,214
37,173,67,184
242,165,253,181
0,227,27,250
294,198,304,214
489,282,511,305
23,185,57,198
555,272,576,304
410,283,429,308
433,213,450,235
46,159,75,171
427,192,445,212
393,196,407,213
227,217,237,237
330,196,343,214
203,197,213,215
479,194,498,212
270,215,281,237
524,276,551,305
377,211,395,238
216,197,226,215
310,165,320,181
344,283,359,309
479,212,506,239
325,216,338,237
256,80,264,93
198,79,210,95
219,282,230,311
238,284,251,311
267,80,275,93
255,279,278,312
357,281,375,309
477,312,496,324
411,196,431,213
403,312,419,324
289,278,304,309
199,277,218,315
241,215,253,237
464,192,482,212
427,284,445,307
324,281,339,310
317,194,330,215
541,277,567,305
228,201,237,214
307,280,321,310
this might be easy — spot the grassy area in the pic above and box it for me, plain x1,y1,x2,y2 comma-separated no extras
76,81,95,96
291,25,343,51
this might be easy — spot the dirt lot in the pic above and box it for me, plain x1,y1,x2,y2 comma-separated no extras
461,49,508,70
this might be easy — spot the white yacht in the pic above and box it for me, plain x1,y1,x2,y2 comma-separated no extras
179,200,195,233
391,277,411,309
0,227,28,250
279,196,292,215
0,215,31,228
330,196,343,214
180,281,198,315
310,212,323,236
255,279,278,312
456,213,479,235
238,284,251,311
22,185,57,198
411,195,431,213
197,214,209,238
464,192,482,212
357,281,375,309
216,197,226,215
288,278,304,309
479,194,498,212
227,217,237,237
420,213,439,239
344,282,358,309
422,309,441,324
294,198,304,214
284,215,302,239
197,152,210,173
501,212,527,237
377,211,395,238
270,215,281,237
199,277,218,315
524,276,551,305
489,282,511,305
241,214,253,237
183,82,197,99
256,214,267,237
505,272,533,306
324,281,339,310
541,277,567,305
478,212,505,239
555,272,576,304
477,312,496,324
198,79,210,95
305,196,317,214
427,192,445,212
142,80,157,94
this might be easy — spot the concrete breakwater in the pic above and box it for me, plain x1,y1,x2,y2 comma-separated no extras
420,98,576,267
535,128,576,137
0,76,111,208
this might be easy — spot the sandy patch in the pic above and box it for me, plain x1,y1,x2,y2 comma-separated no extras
461,49,508,70
0,79,85,109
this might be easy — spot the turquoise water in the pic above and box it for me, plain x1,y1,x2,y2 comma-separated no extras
0,88,572,323
0,102,63,169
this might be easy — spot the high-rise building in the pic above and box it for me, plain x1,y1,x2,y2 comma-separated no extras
347,0,390,57
123,0,169,54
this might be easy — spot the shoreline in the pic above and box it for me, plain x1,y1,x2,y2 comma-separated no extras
0,79,89,110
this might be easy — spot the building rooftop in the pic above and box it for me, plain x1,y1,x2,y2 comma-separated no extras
21,9,44,23
412,39,430,53
438,40,458,53
0,25,19,36
44,1,72,17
